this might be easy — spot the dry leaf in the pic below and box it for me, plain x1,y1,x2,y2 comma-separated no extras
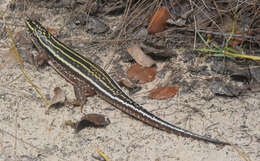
127,45,155,67
148,7,171,34
118,76,135,88
148,86,179,99
228,31,247,47
66,114,110,133
47,27,57,35
127,64,156,84
49,87,66,107
222,15,247,47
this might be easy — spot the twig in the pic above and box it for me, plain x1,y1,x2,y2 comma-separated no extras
192,29,255,39
189,0,197,49
95,147,110,161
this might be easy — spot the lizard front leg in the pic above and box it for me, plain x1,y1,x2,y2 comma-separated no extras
65,85,96,112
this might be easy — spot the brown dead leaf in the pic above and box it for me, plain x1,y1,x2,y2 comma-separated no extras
66,114,110,133
49,87,66,107
148,7,171,34
148,86,179,99
228,31,247,47
127,64,156,84
127,45,155,67
222,15,248,47
118,76,135,88
47,27,57,35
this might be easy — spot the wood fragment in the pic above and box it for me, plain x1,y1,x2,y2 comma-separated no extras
127,45,155,67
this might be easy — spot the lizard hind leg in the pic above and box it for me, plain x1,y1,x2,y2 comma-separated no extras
29,34,50,68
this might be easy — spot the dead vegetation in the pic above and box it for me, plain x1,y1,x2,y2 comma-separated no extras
0,0,259,161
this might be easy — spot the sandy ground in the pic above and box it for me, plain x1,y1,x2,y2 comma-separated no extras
0,1,259,161
1,50,259,161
